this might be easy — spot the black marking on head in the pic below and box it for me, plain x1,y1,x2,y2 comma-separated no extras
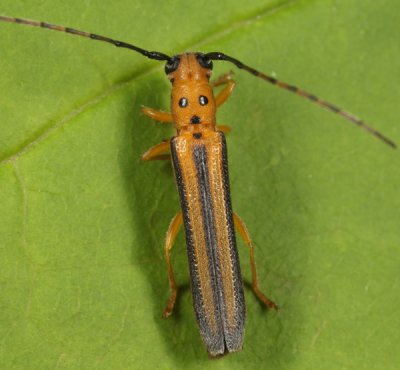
193,133,202,139
165,55,181,74
179,97,188,108
199,95,209,106
191,115,201,124
196,53,213,70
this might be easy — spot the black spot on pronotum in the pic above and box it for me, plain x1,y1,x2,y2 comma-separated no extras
199,95,208,106
179,97,188,108
193,133,202,139
190,115,201,124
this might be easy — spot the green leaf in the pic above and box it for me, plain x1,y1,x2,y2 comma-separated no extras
1,1,399,369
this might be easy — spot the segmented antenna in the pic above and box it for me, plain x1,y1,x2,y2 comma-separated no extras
0,15,395,148
206,52,396,149
0,15,170,61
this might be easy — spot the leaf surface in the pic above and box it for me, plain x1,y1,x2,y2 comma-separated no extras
0,1,399,369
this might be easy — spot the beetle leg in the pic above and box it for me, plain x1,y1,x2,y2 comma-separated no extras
141,105,174,123
233,212,278,310
211,71,234,87
141,140,171,161
211,72,237,108
162,212,183,318
216,125,231,134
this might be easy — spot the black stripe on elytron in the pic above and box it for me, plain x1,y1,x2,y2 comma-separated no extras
217,132,246,352
170,137,224,355
192,143,227,355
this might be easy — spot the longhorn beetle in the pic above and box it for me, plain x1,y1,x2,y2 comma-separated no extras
0,15,396,357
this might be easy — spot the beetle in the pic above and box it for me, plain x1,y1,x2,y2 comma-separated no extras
0,15,396,357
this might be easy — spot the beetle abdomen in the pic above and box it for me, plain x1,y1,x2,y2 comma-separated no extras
171,131,245,356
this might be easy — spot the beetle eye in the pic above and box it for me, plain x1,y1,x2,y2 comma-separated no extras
196,53,213,70
199,95,208,106
165,55,181,74
179,97,188,108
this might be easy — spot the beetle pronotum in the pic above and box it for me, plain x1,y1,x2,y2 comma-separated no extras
0,15,396,357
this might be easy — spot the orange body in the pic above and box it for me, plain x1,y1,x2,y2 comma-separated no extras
140,52,278,357
167,54,245,355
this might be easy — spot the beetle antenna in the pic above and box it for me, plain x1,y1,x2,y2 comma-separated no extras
0,15,171,61
206,52,396,149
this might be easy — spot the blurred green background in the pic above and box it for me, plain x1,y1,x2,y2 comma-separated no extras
0,1,399,369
